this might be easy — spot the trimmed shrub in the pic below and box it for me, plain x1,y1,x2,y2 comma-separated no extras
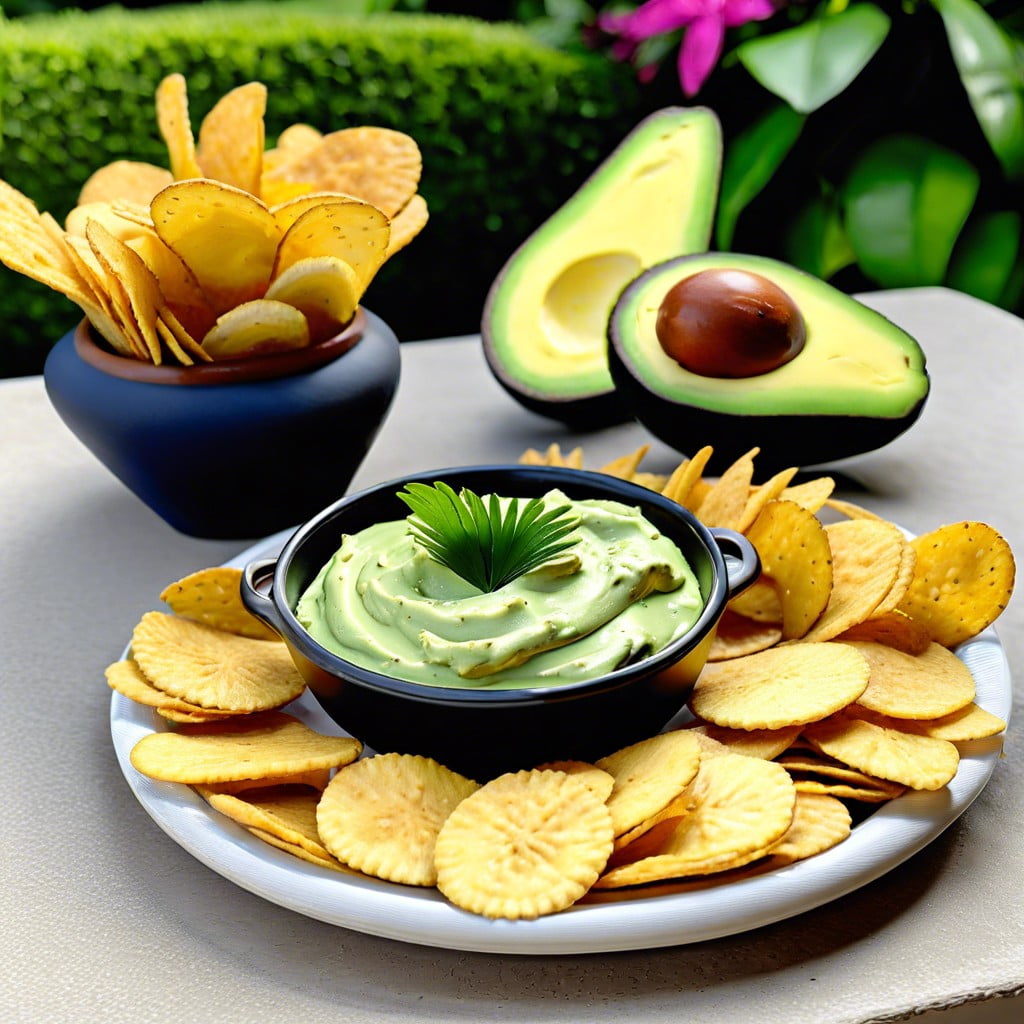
0,1,644,375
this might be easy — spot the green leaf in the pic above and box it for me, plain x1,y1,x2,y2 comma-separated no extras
716,103,805,250
783,193,857,280
932,0,1024,182
946,210,1023,305
736,4,891,113
841,134,980,287
396,482,579,593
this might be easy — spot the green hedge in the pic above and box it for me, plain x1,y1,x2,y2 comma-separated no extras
0,1,644,375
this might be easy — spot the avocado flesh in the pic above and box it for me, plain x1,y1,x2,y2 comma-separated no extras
482,107,722,426
609,253,930,470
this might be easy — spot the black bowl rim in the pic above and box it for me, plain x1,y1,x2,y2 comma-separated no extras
265,464,731,707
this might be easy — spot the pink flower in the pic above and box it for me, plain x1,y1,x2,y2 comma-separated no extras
600,0,779,96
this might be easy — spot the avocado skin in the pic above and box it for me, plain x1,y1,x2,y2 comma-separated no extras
607,254,931,472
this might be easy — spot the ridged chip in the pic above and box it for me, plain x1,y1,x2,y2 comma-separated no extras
802,519,910,642
596,752,795,887
106,657,235,717
535,760,616,802
689,721,802,760
842,640,975,720
196,81,267,196
690,642,870,731
131,610,305,711
765,792,852,865
129,711,362,784
836,609,931,655
778,749,910,802
386,192,429,256
595,730,702,836
708,610,782,660
159,566,278,640
248,827,350,873
745,499,833,639
854,702,1006,742
316,753,478,886
896,521,1016,648
802,711,960,790
434,770,614,920
78,160,174,207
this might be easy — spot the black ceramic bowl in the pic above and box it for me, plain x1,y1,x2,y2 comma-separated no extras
241,465,760,779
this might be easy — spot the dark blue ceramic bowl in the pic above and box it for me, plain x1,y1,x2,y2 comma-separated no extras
241,465,760,779
43,310,400,539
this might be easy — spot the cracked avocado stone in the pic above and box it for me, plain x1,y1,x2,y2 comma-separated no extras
608,253,930,472
481,107,722,428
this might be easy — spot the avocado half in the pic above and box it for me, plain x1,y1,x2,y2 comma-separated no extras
481,107,722,428
608,253,930,471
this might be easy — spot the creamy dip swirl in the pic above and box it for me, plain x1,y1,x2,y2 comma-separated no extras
295,489,703,689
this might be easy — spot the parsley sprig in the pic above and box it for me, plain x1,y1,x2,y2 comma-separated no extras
396,482,579,593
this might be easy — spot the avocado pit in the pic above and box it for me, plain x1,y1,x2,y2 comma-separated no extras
655,268,806,378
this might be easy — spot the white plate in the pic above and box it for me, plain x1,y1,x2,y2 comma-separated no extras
110,532,1012,955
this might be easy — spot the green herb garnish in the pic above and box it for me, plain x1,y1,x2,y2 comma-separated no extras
396,482,579,593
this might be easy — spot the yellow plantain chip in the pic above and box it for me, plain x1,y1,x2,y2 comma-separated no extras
708,609,783,660
694,448,759,529
534,760,616,802
595,730,702,837
745,499,833,639
737,465,799,533
802,711,960,790
155,73,202,179
316,753,478,887
841,640,975,720
896,521,1016,648
836,609,931,655
129,711,362,784
131,610,304,712
201,783,333,861
690,642,870,731
596,751,795,887
106,658,236,717
268,126,422,218
78,160,173,207
248,827,351,873
159,566,278,640
661,446,715,510
272,199,390,291
151,180,281,311
852,702,1006,742
126,231,217,334
201,299,310,360
780,476,835,513
265,255,361,343
386,192,429,256
434,769,614,920
764,791,851,865
689,721,802,760
801,519,910,642
196,81,267,195
598,444,650,481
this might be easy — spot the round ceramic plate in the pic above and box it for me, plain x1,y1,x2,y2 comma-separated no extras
109,532,1012,955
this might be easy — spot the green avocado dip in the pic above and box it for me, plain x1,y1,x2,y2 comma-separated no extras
294,489,703,690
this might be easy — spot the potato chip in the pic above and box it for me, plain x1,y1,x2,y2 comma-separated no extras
264,255,360,342
835,609,931,655
197,768,331,795
708,610,783,660
150,180,281,311
727,576,783,623
316,753,477,886
77,160,173,207
661,446,714,510
842,640,975,720
802,711,960,790
855,702,1006,742
201,300,310,359
155,73,202,179
129,711,361,784
688,721,802,760
778,749,910,800
689,642,870,731
872,537,917,617
896,521,1016,648
745,499,833,639
248,827,350,873
130,610,305,712
126,231,216,334
694,448,759,529
824,497,885,521
801,519,910,642
66,201,155,242
595,730,702,836
737,465,799,533
596,752,795,887
764,792,851,865
534,760,615,802
780,476,835,513
386,192,429,256
160,566,278,640
272,199,390,291
197,81,267,196
434,770,613,919
106,657,236,717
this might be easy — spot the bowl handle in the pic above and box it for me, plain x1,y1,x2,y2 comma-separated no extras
709,528,761,599
241,558,287,638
